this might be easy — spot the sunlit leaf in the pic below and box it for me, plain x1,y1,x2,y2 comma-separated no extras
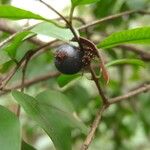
0,5,56,24
31,22,75,42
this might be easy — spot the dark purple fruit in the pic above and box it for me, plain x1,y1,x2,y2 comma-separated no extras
54,44,84,74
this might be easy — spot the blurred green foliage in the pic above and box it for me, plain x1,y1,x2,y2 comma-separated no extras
0,0,150,150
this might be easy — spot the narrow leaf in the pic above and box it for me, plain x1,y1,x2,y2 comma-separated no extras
106,59,145,67
71,0,101,7
0,105,21,150
98,27,150,48
0,60,14,73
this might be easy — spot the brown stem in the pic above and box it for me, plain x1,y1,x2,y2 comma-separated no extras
21,59,30,92
81,65,109,150
81,105,107,150
89,66,109,105
118,45,150,61
0,72,60,96
78,10,150,31
109,84,150,104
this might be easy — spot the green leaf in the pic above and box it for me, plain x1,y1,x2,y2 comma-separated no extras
31,22,75,42
4,31,31,58
0,50,11,65
65,85,91,112
57,74,80,87
71,0,101,7
12,90,87,150
0,105,21,150
98,27,150,48
36,90,87,133
35,90,87,132
36,90,75,113
106,59,145,67
21,141,36,150
0,60,14,73
0,5,55,24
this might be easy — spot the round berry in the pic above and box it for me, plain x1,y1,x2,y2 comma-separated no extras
54,44,84,74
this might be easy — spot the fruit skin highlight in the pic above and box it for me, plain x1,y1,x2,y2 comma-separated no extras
55,44,84,74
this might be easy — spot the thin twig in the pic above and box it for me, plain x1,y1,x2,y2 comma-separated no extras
81,105,107,150
89,66,109,105
118,45,150,61
81,63,109,150
109,84,150,104
0,72,60,96
78,10,150,30
21,59,30,92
